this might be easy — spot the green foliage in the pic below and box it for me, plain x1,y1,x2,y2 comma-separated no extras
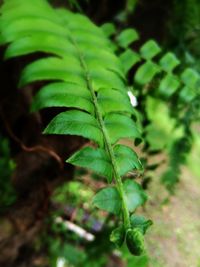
67,147,113,182
159,52,180,72
92,186,121,214
101,23,116,38
104,23,200,192
123,179,147,212
49,183,151,266
187,132,200,178
49,241,86,267
107,25,200,101
159,74,180,97
2,0,199,263
0,0,150,256
52,180,93,205
126,0,138,14
0,135,16,210
140,40,162,60
119,49,141,74
130,215,153,234
44,110,104,146
169,0,200,70
1,0,199,266
93,179,147,214
135,61,160,85
67,145,142,182
47,192,117,267
116,28,139,49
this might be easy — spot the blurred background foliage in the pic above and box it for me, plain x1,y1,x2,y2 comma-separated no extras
0,0,200,266
0,135,16,210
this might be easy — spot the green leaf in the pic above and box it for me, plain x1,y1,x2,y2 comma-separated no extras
134,61,160,85
43,110,103,147
126,0,138,13
97,88,133,115
159,74,180,98
0,0,57,22
61,244,86,265
92,187,121,214
119,49,141,74
84,49,124,79
159,52,180,72
101,22,116,37
67,145,142,181
123,179,147,212
140,40,161,60
181,68,199,88
114,144,143,176
90,67,126,92
4,32,75,59
67,146,113,182
31,82,94,114
179,85,196,103
20,57,86,87
130,215,153,234
104,113,141,144
116,28,139,48
0,16,67,44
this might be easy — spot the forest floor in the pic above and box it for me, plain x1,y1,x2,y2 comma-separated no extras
145,153,200,267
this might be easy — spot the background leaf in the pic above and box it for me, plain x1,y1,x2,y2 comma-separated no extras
159,74,180,98
139,40,161,60
116,28,139,48
134,61,160,85
159,52,180,72
119,49,141,74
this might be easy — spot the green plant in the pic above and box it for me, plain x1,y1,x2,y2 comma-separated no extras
1,2,199,265
169,0,200,71
0,0,151,256
102,23,200,192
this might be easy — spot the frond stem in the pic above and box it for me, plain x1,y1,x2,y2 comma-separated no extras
70,37,130,229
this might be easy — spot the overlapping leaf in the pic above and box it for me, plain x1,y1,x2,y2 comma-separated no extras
92,187,121,214
31,82,94,114
67,144,142,182
67,146,113,181
43,110,104,146
92,179,147,214
123,179,147,212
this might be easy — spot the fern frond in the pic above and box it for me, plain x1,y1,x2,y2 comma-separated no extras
102,24,200,192
0,0,147,253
